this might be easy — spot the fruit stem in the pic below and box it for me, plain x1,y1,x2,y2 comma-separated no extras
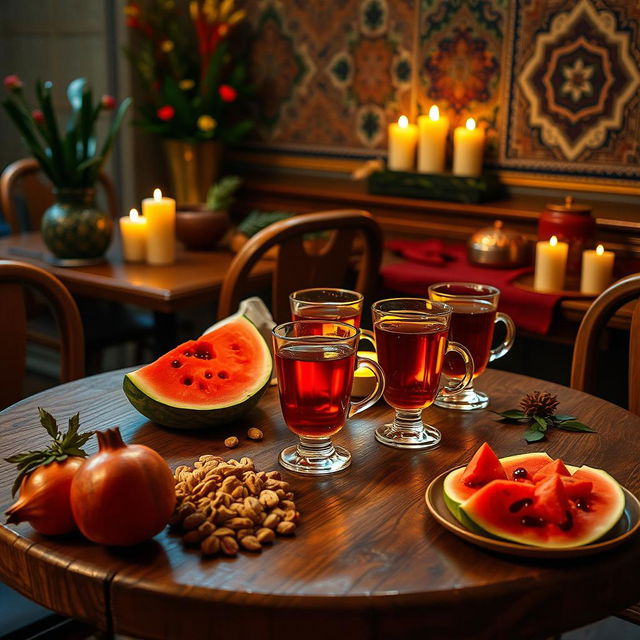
97,427,127,451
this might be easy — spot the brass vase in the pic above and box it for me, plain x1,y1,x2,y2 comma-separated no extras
163,139,223,205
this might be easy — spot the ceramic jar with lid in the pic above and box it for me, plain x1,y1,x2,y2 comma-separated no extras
538,196,595,277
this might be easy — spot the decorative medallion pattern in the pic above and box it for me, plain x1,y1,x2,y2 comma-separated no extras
504,0,640,179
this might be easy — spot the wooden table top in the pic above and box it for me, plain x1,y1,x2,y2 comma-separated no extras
1,369,640,639
0,232,272,313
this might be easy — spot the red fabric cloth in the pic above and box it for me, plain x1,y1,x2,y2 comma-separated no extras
382,240,562,335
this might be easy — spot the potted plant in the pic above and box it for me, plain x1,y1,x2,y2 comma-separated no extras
2,76,131,261
124,0,252,205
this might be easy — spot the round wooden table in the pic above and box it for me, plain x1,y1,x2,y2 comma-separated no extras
1,369,639,639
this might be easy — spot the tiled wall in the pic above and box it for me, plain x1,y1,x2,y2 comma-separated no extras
240,0,640,188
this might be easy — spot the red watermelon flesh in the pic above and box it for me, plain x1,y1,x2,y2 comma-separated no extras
460,443,507,486
458,466,625,548
532,459,570,483
533,474,570,526
560,476,593,500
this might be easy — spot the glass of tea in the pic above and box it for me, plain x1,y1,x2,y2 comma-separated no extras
428,282,515,411
272,320,385,474
372,298,473,449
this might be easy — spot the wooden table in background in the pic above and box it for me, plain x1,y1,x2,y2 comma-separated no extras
1,369,640,639
0,232,272,352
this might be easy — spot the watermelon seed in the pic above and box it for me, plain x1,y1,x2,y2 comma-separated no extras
171,360,181,368
575,498,590,512
230,344,240,351
199,382,207,391
513,467,528,481
184,351,192,357
218,371,229,379
558,511,573,531
183,377,193,386
509,498,533,513
204,371,212,379
520,515,545,527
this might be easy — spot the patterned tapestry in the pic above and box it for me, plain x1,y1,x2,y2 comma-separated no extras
238,0,640,187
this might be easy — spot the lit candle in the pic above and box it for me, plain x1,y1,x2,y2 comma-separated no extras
452,118,485,177
388,115,418,171
119,208,147,262
417,105,449,173
581,244,614,294
534,235,568,292
142,188,176,265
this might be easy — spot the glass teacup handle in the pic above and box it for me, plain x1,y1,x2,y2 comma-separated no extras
349,356,385,418
489,312,516,362
438,341,473,397
359,328,376,351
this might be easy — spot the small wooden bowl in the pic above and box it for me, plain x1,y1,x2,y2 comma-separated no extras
176,206,230,250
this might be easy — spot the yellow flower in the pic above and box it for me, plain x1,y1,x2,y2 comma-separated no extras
189,1,199,21
197,115,217,132
179,79,196,90
160,39,174,53
203,0,217,22
220,0,234,20
218,23,229,37
228,9,246,25
124,4,139,17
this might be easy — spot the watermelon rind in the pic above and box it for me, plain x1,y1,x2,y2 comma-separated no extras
458,467,625,548
443,452,553,519
123,315,272,430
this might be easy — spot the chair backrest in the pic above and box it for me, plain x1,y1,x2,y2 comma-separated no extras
0,260,84,409
217,209,383,324
0,158,118,234
570,274,640,415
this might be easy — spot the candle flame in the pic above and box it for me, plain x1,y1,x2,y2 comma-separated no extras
466,118,476,131
129,208,139,221
550,235,558,247
398,115,409,128
596,244,604,255
429,105,439,121
153,188,162,201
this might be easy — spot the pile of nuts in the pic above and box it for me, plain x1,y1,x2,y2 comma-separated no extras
170,455,299,557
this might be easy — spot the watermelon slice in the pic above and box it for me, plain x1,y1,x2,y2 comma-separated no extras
532,459,570,483
460,443,507,487
457,466,625,548
123,314,272,429
443,450,552,517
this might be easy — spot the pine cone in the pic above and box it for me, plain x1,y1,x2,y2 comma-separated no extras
519,391,559,417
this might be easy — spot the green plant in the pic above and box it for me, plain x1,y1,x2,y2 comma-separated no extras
2,76,131,189
206,175,241,210
124,0,252,143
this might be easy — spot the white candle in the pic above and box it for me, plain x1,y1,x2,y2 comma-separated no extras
453,118,485,177
119,208,147,262
388,115,418,171
143,188,176,265
581,245,614,294
534,235,568,292
417,105,449,174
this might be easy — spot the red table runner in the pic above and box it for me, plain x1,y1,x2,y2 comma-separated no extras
381,240,562,335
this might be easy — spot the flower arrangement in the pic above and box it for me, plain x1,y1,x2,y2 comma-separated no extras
124,0,252,143
2,76,131,188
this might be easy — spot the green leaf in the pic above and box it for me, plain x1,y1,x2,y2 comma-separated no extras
524,427,546,443
553,421,595,433
92,97,131,180
533,416,549,431
553,415,577,422
67,77,87,111
36,80,66,184
39,407,58,438
499,410,526,419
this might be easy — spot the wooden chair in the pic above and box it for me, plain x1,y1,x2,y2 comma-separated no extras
217,209,383,323
570,274,640,416
0,260,84,409
0,158,118,232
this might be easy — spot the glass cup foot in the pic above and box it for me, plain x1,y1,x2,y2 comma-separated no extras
435,385,489,411
375,409,441,449
279,437,351,475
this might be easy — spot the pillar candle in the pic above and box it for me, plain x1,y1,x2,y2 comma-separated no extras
388,115,418,171
143,188,176,265
534,235,568,292
452,118,485,177
581,245,614,294
417,105,449,173
119,208,147,262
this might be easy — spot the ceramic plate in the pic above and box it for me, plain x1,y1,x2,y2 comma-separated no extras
425,468,640,559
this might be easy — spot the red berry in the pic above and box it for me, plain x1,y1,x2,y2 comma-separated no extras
32,109,45,125
157,105,175,121
3,74,23,90
218,84,237,102
101,95,116,110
